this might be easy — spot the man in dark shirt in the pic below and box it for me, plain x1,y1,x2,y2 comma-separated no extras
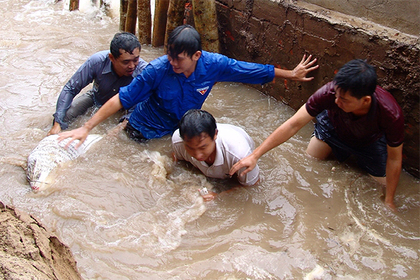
230,59,404,210
47,32,148,135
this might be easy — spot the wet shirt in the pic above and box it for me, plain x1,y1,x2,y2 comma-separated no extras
305,81,404,147
54,50,148,129
119,51,275,139
172,124,260,186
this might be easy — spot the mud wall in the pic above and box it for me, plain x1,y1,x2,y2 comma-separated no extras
215,0,420,178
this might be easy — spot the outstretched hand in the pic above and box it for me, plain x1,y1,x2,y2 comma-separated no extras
58,126,90,149
291,54,319,82
229,153,259,178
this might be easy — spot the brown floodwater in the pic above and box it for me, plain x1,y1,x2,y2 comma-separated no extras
0,0,419,279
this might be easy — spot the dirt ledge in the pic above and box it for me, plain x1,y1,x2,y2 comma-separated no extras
0,201,81,280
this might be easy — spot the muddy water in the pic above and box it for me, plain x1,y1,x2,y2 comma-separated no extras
0,0,419,279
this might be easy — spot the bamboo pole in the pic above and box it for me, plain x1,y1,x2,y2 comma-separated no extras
137,0,152,44
184,2,194,26
164,0,187,50
152,0,169,47
191,0,220,53
119,0,129,31
69,0,79,11
125,0,137,34
100,0,111,16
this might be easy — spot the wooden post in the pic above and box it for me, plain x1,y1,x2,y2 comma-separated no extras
165,0,187,53
191,0,220,53
137,0,152,44
125,0,137,34
184,2,194,27
119,0,129,31
69,0,79,11
164,0,187,51
100,0,111,16
152,0,170,47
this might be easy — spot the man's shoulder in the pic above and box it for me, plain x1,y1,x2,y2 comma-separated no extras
373,86,403,119
133,57,148,76
149,55,169,67
306,81,336,115
199,51,228,66
218,123,246,133
313,81,335,96
142,55,172,76
207,49,228,58
83,50,110,71
201,50,224,58
217,124,253,145
171,129,183,144
374,86,400,106
88,50,110,61
217,124,255,160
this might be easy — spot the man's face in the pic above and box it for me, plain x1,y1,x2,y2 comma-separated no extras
183,132,216,162
334,86,370,115
109,48,140,77
168,51,201,78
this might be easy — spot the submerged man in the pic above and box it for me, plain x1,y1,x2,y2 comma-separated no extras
58,24,318,146
172,109,259,200
48,32,148,135
230,59,404,210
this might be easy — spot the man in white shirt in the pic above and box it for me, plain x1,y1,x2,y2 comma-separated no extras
172,109,259,200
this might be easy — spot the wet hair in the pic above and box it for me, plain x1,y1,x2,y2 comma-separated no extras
167,25,201,59
333,59,377,99
179,109,217,140
110,32,141,59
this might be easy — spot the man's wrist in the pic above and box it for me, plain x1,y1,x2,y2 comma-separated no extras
384,195,394,204
82,122,93,131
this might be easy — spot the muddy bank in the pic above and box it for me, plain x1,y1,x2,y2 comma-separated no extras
215,0,420,178
302,0,419,36
0,202,81,280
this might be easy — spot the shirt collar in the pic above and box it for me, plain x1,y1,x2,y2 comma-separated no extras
367,90,377,120
192,136,224,167
166,52,206,80
102,54,113,75
212,136,224,166
197,137,224,167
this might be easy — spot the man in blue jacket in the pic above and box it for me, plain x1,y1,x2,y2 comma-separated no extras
48,32,148,135
59,25,318,146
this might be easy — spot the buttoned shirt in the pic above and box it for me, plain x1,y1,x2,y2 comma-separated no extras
119,51,274,139
54,50,148,129
306,81,404,147
172,123,260,186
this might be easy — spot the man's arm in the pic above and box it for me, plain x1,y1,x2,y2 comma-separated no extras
384,144,403,210
48,85,81,135
171,130,187,163
49,52,106,135
58,94,123,148
230,105,314,177
274,55,319,82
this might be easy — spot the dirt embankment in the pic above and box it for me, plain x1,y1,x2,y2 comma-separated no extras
0,202,81,280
